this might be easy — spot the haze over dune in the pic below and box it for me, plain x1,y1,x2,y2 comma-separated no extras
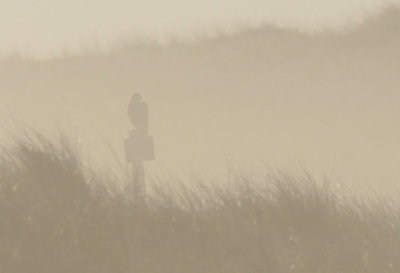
0,6,399,193
1,0,398,58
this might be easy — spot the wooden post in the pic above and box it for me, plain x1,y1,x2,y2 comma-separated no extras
131,158,146,196
128,129,147,198
125,130,154,200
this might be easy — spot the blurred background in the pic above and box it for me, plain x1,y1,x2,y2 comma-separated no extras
0,0,399,194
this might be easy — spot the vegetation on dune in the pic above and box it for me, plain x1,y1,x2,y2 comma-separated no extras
1,129,400,273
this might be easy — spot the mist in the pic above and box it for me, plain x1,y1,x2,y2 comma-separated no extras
1,5,400,195
2,2,400,272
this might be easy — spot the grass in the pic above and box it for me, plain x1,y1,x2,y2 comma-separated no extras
0,128,400,273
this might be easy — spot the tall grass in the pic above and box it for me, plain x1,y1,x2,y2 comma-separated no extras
0,129,400,273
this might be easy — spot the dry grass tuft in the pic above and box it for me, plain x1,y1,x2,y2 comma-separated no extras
1,129,400,272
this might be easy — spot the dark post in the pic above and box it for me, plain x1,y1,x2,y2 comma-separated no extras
129,130,146,195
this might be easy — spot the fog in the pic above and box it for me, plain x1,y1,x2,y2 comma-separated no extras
1,3,400,195
1,0,399,58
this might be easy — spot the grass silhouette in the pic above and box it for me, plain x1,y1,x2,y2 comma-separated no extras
1,128,400,273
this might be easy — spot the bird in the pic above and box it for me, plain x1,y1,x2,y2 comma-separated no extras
127,93,148,135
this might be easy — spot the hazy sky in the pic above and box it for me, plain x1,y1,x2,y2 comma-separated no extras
1,0,399,58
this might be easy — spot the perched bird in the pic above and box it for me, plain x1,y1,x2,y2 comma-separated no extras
127,93,148,134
